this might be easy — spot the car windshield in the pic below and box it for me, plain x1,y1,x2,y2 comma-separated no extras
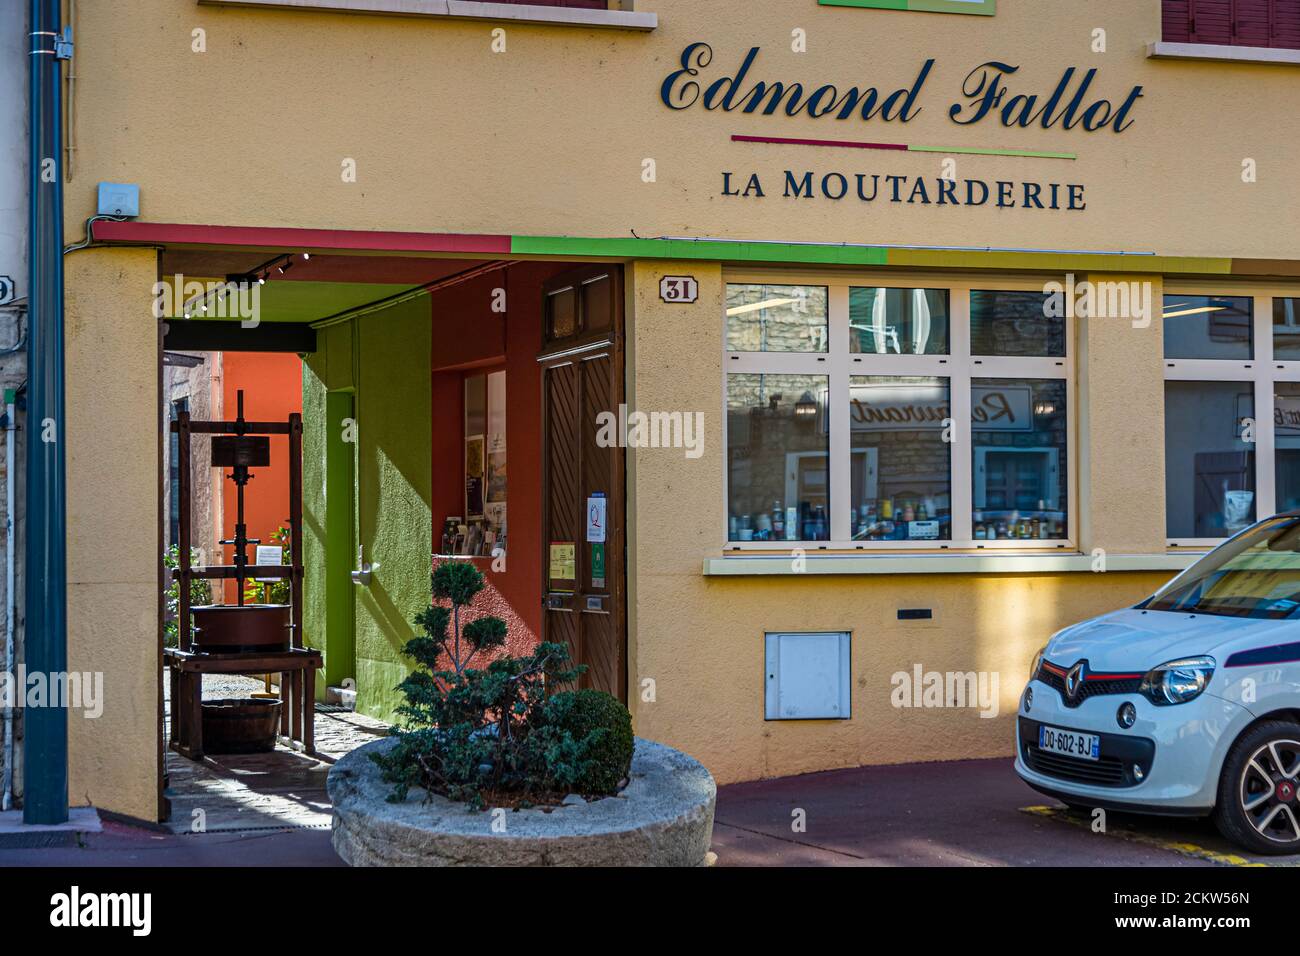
1146,516,1300,619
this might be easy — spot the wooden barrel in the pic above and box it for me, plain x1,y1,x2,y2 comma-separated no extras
201,698,283,754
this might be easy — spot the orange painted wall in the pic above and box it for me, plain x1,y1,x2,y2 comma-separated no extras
429,264,563,652
220,352,304,600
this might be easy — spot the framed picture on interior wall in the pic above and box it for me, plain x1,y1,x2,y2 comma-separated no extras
466,434,485,519
487,448,507,504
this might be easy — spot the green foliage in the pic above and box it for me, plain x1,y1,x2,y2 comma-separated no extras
162,545,212,648
432,559,486,608
372,561,635,809
534,690,634,796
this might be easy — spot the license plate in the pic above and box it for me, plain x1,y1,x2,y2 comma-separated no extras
1038,725,1100,761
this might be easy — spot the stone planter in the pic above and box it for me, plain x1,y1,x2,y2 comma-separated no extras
328,736,716,866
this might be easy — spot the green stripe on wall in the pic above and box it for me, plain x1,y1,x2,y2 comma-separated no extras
511,235,889,265
908,144,1077,160
818,0,996,14
511,235,1234,275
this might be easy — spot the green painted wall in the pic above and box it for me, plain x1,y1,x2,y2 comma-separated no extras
302,299,432,720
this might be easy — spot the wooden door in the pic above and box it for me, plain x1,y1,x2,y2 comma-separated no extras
539,266,627,702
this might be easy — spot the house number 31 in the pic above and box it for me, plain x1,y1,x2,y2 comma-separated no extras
659,275,699,304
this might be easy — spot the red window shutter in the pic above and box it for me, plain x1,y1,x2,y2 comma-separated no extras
1274,0,1300,48
1233,0,1272,44
1163,0,1193,40
1190,0,1234,42
492,0,608,7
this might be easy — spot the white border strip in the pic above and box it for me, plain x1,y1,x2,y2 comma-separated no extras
702,552,1200,576
1147,41,1300,66
198,0,658,30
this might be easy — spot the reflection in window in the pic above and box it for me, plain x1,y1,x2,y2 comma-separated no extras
726,284,828,353
971,379,1068,539
727,374,830,541
1165,381,1256,539
1274,298,1300,361
848,376,951,541
1276,382,1300,513
970,290,1064,357
1163,295,1252,360
849,288,950,355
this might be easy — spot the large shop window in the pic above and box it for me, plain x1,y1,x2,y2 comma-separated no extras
725,282,1072,550
1164,294,1300,546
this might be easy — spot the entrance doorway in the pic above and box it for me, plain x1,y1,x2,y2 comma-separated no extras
539,266,628,702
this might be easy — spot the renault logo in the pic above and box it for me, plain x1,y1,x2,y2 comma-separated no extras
1065,661,1087,699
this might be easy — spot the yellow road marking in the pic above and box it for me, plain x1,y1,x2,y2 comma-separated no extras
1020,805,1293,867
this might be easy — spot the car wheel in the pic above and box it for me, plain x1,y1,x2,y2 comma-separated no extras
1214,720,1300,856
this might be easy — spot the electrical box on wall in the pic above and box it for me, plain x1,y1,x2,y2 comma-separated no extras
764,632,851,720
96,182,139,217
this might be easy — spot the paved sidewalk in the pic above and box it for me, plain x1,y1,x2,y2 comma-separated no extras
3,756,1296,866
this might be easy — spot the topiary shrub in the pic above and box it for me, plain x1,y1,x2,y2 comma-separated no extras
371,561,633,810
536,689,634,796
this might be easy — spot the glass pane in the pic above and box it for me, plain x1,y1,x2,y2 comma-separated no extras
727,374,830,542
1274,298,1300,361
1276,382,1300,513
1164,381,1255,539
971,379,1068,540
1163,295,1252,360
547,287,576,339
970,290,1064,357
848,376,951,541
849,288,950,355
464,374,486,437
726,284,828,353
582,275,612,332
1147,516,1300,620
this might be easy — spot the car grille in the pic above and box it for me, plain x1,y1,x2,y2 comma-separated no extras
1018,718,1155,790
1025,747,1127,787
1037,662,1142,708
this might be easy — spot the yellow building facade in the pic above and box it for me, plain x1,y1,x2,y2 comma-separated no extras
56,0,1300,820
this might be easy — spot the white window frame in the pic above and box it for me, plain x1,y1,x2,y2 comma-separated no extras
1164,284,1300,550
723,271,1076,553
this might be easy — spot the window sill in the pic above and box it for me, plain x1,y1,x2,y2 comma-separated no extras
1146,41,1300,66
701,552,1199,576
198,0,657,30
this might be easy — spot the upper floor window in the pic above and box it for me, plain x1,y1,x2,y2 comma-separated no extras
1162,0,1300,50
492,0,610,6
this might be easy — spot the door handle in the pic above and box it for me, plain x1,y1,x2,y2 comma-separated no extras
544,593,573,611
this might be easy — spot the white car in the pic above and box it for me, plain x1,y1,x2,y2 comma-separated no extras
1016,514,1300,854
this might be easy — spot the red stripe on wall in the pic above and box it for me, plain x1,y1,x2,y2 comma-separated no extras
90,220,513,255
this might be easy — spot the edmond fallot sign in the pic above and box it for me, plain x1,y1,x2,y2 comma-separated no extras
660,43,1146,211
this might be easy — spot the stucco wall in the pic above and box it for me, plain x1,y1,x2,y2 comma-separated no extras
304,299,432,722
65,248,160,820
625,259,1173,782
62,0,1300,261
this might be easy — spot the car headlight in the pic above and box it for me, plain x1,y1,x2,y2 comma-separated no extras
1029,645,1047,681
1138,656,1216,705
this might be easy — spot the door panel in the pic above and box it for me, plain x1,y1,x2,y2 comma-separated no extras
540,266,627,702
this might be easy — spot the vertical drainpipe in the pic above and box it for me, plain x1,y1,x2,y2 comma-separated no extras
23,0,67,825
